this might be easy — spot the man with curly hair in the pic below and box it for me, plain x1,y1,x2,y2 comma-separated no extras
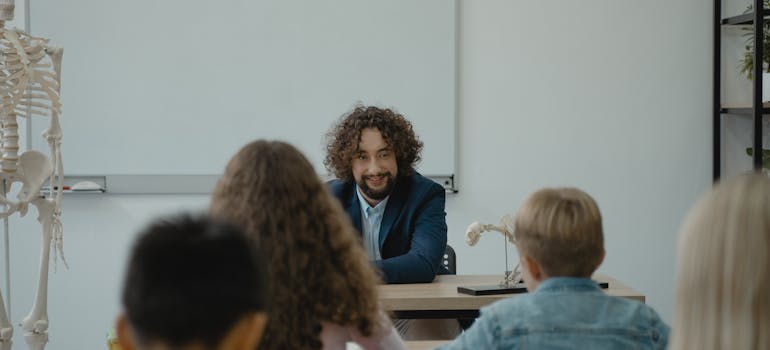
325,105,448,284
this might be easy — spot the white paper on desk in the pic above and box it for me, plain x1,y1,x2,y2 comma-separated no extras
346,343,364,350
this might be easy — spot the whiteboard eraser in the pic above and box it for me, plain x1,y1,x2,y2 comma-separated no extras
71,181,102,191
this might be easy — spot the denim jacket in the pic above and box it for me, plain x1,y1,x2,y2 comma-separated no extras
438,277,669,350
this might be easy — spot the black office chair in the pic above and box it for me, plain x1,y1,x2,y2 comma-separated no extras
439,245,475,330
439,244,456,275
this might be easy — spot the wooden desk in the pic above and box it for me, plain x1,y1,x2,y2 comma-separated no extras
379,274,644,319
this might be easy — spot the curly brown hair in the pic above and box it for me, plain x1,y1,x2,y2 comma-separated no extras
325,105,423,182
209,140,384,350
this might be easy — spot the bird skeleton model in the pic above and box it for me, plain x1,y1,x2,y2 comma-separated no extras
465,214,522,288
0,0,66,349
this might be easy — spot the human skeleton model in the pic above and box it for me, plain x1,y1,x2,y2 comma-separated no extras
0,1,65,349
465,214,522,287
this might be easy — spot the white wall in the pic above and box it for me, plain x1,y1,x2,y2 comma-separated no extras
1,1,712,349
448,0,711,325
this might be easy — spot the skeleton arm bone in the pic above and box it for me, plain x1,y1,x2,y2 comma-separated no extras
43,45,66,269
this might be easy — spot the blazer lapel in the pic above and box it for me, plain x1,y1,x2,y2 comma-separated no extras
379,179,407,249
346,185,363,235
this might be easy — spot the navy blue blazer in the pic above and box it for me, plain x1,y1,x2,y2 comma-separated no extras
328,172,448,284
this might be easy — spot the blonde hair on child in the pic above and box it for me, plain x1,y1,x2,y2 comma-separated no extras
513,187,604,277
670,172,770,350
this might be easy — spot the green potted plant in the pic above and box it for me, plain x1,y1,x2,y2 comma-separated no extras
739,1,770,169
746,147,770,169
739,0,770,80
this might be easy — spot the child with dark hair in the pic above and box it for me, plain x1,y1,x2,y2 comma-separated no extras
115,215,269,350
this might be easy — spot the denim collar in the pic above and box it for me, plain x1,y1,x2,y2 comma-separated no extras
534,277,602,294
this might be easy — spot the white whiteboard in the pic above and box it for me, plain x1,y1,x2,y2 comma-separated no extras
30,0,456,181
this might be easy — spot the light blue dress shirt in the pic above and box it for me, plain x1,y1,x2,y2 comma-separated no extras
438,277,669,350
356,186,389,261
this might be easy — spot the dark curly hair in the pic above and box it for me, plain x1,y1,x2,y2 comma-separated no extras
210,140,385,350
325,105,423,182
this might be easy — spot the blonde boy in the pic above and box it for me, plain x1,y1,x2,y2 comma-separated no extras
440,188,669,350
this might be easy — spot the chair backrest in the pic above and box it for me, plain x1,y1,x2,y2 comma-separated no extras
440,244,456,275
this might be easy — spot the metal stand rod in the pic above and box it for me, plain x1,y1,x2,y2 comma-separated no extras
25,0,32,152
2,179,10,317
504,233,509,276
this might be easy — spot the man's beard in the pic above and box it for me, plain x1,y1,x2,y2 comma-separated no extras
357,172,396,201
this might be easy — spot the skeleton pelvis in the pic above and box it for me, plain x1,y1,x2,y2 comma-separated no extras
17,150,52,203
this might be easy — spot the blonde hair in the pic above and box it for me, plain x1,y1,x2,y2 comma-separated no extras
670,172,770,350
209,140,384,350
513,187,604,277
